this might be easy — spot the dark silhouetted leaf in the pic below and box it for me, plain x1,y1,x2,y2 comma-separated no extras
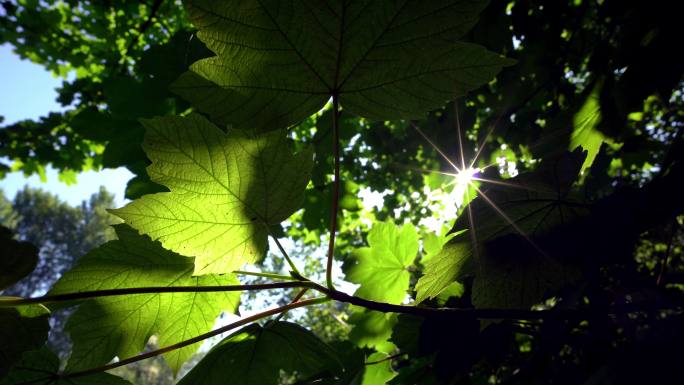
172,0,514,130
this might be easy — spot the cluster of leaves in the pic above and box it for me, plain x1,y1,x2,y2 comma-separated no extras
2,0,684,384
0,0,192,192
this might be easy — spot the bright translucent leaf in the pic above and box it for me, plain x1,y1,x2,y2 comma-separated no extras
362,352,397,385
0,302,49,377
570,81,606,173
435,280,465,305
416,150,588,307
111,113,313,275
420,225,458,264
415,241,471,304
349,309,397,353
172,0,515,130
0,348,131,385
50,225,240,373
177,322,341,385
346,222,418,304
0,226,38,290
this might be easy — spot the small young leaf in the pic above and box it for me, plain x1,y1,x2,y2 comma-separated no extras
177,322,341,385
346,222,418,304
0,302,50,377
0,348,131,385
50,225,240,373
421,226,458,264
362,352,397,385
172,0,514,130
349,310,397,353
570,81,607,173
415,241,472,304
111,113,313,275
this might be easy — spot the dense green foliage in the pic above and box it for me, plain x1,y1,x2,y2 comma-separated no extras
2,0,684,384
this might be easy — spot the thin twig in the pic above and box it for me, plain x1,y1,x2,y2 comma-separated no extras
4,281,680,321
311,284,683,320
657,218,678,286
326,95,341,289
273,288,309,322
233,270,300,281
62,297,330,379
0,282,313,306
365,352,407,365
269,230,302,276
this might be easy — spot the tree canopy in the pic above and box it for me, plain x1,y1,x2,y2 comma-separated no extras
1,1,683,384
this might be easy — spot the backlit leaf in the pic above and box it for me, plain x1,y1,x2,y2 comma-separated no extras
415,241,471,304
177,322,341,385
172,0,514,130
421,225,458,264
50,225,240,373
416,150,588,307
570,81,606,173
346,222,418,304
362,352,397,385
111,113,313,275
349,310,397,353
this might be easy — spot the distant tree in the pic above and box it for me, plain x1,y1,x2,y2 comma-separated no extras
1,186,117,296
0,186,117,358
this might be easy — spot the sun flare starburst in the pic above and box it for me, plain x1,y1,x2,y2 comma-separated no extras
454,167,480,187
409,113,545,260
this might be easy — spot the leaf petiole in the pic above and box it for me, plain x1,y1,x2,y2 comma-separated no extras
233,270,301,281
326,95,341,290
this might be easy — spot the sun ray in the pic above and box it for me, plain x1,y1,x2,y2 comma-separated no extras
464,180,480,263
470,176,541,192
411,122,462,173
471,184,548,257
453,103,483,265
454,104,468,172
390,162,459,178
470,120,500,170
408,104,547,265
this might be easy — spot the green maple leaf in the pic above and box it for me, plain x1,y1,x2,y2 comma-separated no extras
416,150,588,307
110,113,313,275
570,81,606,173
346,222,418,304
415,241,471,304
471,249,578,310
0,348,131,385
50,225,240,373
177,322,341,385
420,225,459,264
348,309,398,354
172,0,514,130
362,352,398,385
0,302,49,377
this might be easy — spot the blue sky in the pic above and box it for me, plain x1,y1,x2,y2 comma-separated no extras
0,43,133,206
